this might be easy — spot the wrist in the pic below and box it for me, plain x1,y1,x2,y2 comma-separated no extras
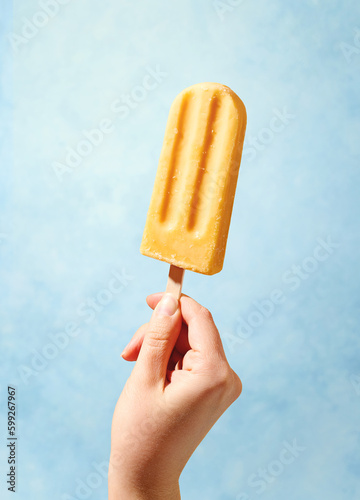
108,458,180,500
108,478,180,500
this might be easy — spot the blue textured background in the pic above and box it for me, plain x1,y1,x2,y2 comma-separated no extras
1,1,360,499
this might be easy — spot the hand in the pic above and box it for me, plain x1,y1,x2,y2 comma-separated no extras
109,293,242,499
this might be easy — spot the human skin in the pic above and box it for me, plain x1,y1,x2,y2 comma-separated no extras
108,293,242,499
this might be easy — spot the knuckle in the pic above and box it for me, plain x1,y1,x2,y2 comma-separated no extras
214,367,232,389
145,324,170,350
198,306,214,323
144,337,168,350
144,335,168,350
231,371,242,400
147,320,169,338
208,365,242,400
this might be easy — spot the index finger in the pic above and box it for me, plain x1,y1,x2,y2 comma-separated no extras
180,295,226,356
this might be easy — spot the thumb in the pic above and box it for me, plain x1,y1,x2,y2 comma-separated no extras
133,293,181,385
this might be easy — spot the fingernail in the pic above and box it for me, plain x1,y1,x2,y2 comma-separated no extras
155,293,178,317
121,345,129,358
121,340,132,357
121,338,134,357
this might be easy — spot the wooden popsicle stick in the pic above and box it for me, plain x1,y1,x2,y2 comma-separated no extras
166,265,185,299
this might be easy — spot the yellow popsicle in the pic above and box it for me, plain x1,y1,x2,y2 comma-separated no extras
140,82,247,276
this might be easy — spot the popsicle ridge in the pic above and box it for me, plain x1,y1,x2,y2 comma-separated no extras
159,93,190,222
186,94,220,230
